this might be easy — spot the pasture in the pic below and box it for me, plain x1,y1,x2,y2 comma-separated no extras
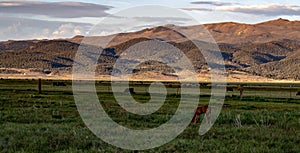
0,79,299,152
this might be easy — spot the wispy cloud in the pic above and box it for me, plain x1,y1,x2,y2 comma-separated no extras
131,16,191,23
0,1,113,18
217,4,300,16
52,23,85,37
180,8,213,11
191,1,239,6
0,16,92,41
88,15,194,37
183,1,239,12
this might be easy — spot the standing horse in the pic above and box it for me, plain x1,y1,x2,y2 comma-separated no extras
192,105,210,124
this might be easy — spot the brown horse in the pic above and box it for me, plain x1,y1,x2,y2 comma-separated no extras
192,105,210,124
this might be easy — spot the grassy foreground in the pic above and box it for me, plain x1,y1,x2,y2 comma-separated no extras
0,79,299,152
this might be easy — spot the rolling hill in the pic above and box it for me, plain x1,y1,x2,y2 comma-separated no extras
1,18,300,81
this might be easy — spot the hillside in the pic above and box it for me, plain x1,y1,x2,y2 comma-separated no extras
1,18,300,81
246,49,300,80
69,18,300,45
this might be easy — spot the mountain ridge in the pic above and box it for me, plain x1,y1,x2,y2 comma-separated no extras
1,18,300,81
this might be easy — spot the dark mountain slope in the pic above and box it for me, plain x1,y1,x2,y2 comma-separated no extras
1,19,300,80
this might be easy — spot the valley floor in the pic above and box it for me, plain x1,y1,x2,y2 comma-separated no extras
0,69,299,83
0,79,299,152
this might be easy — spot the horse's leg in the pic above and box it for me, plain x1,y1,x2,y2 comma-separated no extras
192,113,199,124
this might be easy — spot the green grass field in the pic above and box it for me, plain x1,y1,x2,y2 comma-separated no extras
0,79,299,152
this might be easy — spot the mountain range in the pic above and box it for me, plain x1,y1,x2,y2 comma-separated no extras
0,18,300,81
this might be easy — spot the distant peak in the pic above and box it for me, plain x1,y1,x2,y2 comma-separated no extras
164,24,176,27
276,18,290,22
151,26,173,33
71,35,84,39
205,21,246,26
261,18,290,24
69,35,84,43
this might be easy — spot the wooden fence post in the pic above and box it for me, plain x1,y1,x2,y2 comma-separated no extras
38,78,42,94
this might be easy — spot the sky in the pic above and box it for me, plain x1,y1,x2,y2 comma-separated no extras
1,0,300,41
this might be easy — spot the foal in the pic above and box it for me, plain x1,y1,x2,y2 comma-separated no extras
192,105,210,124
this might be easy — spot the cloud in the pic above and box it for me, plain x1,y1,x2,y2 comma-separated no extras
0,1,113,18
191,1,238,6
0,16,92,41
217,4,300,16
183,1,239,12
52,23,84,37
131,16,192,24
181,8,213,11
87,15,195,36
